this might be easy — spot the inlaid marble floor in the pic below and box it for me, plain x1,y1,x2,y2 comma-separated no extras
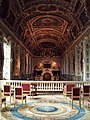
0,94,90,120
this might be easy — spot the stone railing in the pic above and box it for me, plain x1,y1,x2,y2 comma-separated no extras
0,80,90,92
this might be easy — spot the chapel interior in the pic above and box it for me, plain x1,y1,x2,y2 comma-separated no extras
0,0,90,120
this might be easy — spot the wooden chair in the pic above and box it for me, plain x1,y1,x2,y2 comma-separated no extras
82,85,90,104
63,83,76,97
3,85,14,103
22,83,31,97
71,87,81,109
0,97,6,109
15,87,26,106
0,89,6,110
87,97,90,108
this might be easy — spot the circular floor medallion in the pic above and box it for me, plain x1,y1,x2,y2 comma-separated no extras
35,106,58,112
1,96,86,120
9,102,86,120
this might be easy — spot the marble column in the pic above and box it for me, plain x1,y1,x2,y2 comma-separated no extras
83,36,90,81
0,30,4,79
12,43,20,79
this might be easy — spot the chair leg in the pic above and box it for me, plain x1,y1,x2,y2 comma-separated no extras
72,99,73,109
25,98,26,104
83,96,84,104
31,92,33,98
5,100,6,107
14,100,16,107
10,96,11,103
88,102,90,108
79,99,81,108
0,103,2,109
14,103,15,108
22,99,23,104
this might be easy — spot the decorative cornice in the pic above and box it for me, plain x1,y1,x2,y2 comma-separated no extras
0,20,33,57
63,24,90,56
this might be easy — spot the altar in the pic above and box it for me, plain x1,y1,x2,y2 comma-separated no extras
34,61,60,81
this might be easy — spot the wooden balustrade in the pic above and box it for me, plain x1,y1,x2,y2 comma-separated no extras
0,80,90,92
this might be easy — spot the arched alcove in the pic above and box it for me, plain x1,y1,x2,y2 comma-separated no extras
43,72,51,81
34,60,60,81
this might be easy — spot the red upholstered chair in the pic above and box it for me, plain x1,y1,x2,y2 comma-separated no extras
22,83,31,97
82,85,90,104
3,85,14,103
0,89,6,109
0,97,6,109
15,87,26,106
63,83,76,97
71,87,81,109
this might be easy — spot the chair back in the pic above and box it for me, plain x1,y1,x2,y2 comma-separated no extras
83,85,90,95
22,83,30,91
4,85,10,92
22,83,31,96
72,87,81,100
67,84,75,92
15,87,22,96
4,85,11,96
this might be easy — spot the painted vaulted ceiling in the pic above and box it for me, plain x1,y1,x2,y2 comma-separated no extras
0,0,90,57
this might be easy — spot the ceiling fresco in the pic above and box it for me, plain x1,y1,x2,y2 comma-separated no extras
0,0,90,57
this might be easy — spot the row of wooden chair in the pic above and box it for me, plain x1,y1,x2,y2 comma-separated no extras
1,83,90,109
0,83,32,109
15,83,33,105
63,84,90,108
